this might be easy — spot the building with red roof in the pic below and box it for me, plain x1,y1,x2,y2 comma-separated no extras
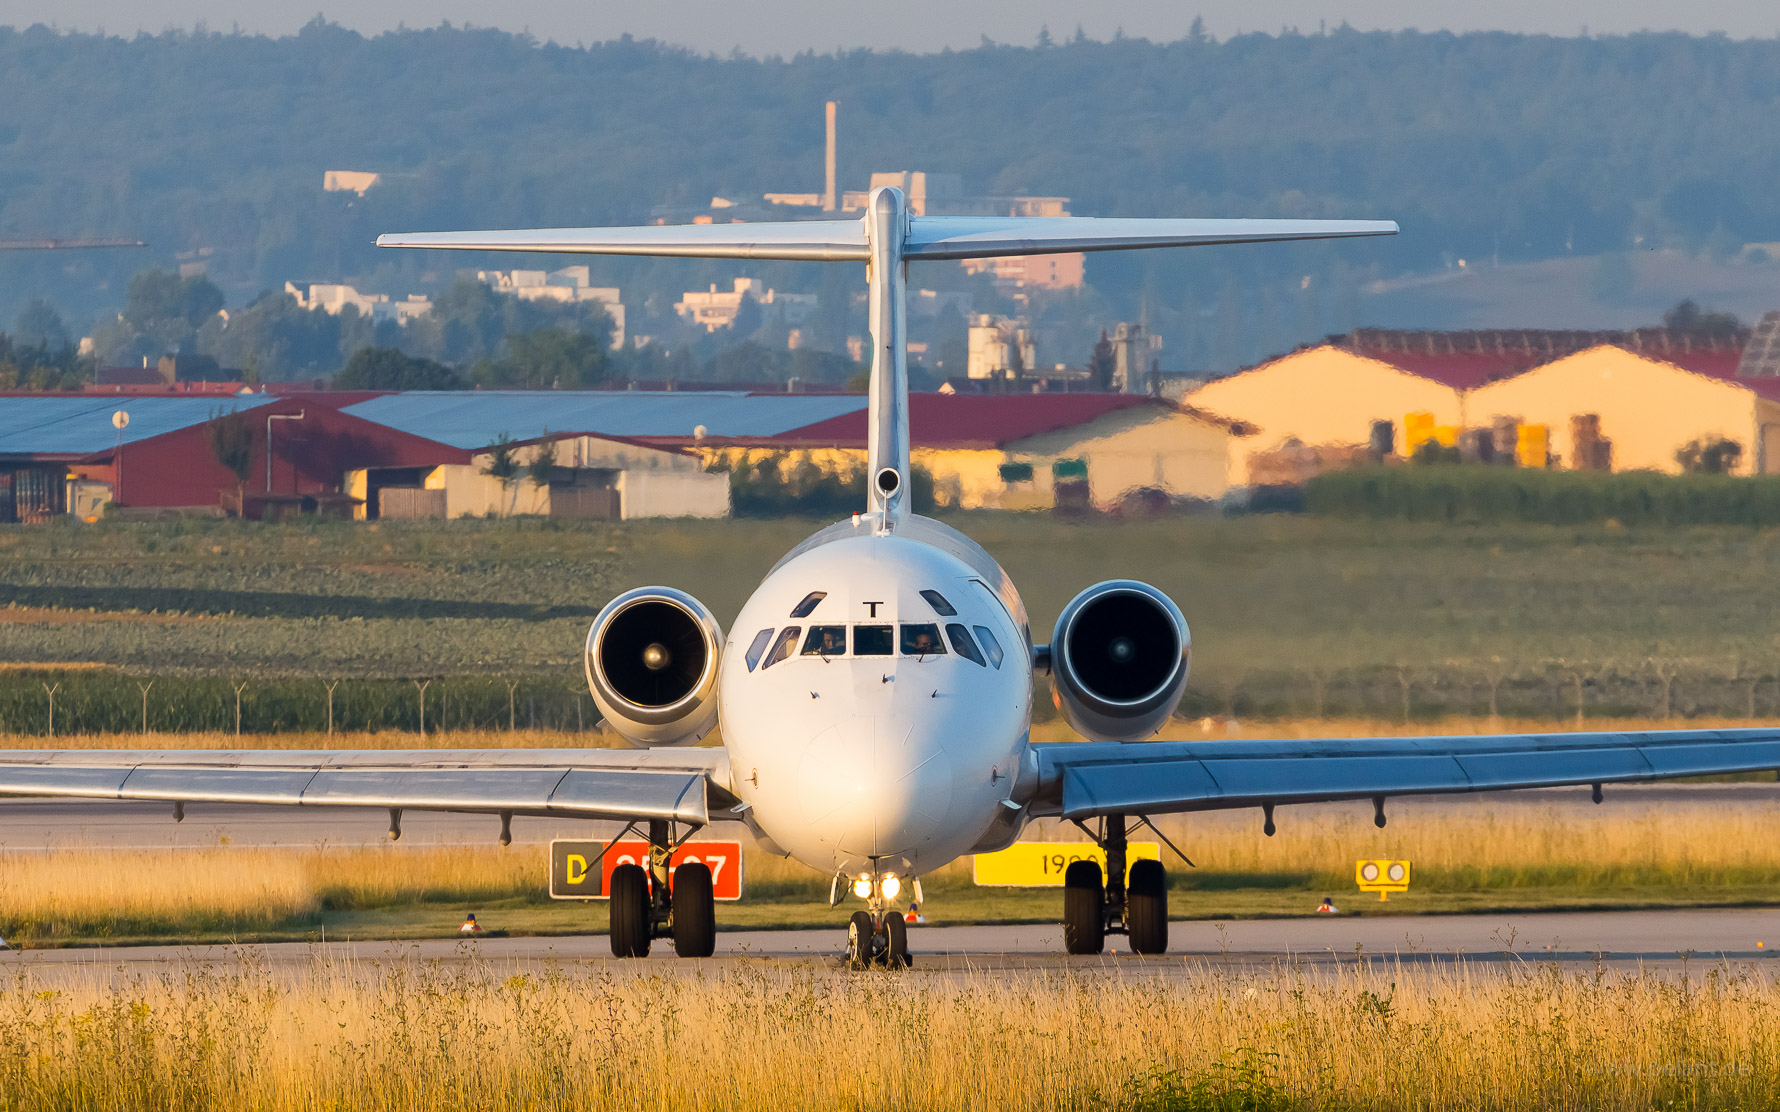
682,392,1254,511
1470,338,1780,475
1189,328,1760,485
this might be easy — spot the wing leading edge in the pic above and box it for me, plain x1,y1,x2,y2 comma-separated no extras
0,748,736,827
1031,728,1780,820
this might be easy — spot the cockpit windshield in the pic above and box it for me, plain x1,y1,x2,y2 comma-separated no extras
744,628,775,671
801,625,847,657
761,626,800,669
855,625,894,656
900,623,946,658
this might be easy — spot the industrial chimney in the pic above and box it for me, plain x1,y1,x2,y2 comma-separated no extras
823,101,837,212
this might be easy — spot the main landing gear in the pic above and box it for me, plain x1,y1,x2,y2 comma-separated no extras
608,819,716,958
1062,812,1169,956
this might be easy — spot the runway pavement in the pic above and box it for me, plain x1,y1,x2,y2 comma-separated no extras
6,908,1779,975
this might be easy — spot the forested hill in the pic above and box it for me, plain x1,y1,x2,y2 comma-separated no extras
2,22,1779,336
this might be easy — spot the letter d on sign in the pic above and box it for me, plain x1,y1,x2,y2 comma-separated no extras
567,854,589,885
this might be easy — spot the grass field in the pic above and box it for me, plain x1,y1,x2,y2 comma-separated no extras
6,720,1780,948
4,957,1778,1110
6,513,1780,722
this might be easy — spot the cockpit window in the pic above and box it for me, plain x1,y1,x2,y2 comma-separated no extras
945,623,986,666
744,628,775,671
855,624,894,656
761,626,801,670
790,592,826,618
973,625,1005,669
900,623,947,658
801,625,848,657
919,589,957,616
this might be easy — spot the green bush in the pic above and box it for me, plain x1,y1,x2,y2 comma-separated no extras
1305,466,1780,527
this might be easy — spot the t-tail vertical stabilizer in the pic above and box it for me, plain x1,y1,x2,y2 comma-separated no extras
378,202,1397,521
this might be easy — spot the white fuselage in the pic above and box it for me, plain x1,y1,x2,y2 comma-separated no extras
719,514,1032,880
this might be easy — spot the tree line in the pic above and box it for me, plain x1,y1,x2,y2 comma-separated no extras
3,23,1780,368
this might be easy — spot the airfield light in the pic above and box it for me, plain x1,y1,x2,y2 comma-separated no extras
881,874,902,900
852,876,873,899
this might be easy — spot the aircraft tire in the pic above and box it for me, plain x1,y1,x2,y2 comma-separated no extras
672,862,716,958
846,910,875,970
883,911,910,968
1127,859,1169,955
609,863,652,958
1062,860,1105,955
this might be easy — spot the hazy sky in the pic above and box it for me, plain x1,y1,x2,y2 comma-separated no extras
1,0,1775,53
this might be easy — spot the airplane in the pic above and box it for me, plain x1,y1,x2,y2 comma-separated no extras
8,187,1780,968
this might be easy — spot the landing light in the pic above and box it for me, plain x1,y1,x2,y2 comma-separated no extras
852,876,873,899
881,874,902,900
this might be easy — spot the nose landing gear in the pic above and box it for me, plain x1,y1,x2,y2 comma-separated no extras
845,910,911,969
840,871,915,969
1062,812,1171,956
607,820,718,959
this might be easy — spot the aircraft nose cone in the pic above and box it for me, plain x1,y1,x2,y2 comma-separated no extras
800,717,953,858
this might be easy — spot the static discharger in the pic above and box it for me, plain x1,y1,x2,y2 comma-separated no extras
1356,859,1411,901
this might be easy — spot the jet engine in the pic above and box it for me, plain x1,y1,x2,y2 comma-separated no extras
1048,579,1191,743
585,586,724,747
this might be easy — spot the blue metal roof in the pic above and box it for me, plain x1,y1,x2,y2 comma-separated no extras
0,395,275,456
340,391,867,449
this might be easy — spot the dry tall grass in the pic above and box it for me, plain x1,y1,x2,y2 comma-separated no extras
0,846,539,940
2,957,1777,1110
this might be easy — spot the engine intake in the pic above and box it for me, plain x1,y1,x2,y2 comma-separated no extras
585,586,723,747
1050,579,1190,743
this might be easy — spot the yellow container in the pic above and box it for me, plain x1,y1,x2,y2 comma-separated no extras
1403,411,1436,451
1432,425,1459,448
1516,423,1550,468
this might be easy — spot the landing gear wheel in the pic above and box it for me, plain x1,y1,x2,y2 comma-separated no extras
846,910,876,970
609,863,653,958
882,911,910,968
672,861,716,958
1126,858,1169,955
1063,859,1105,955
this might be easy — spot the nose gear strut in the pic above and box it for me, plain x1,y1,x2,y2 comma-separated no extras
841,869,913,970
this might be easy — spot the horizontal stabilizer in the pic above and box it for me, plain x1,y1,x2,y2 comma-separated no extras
905,217,1398,259
377,221,868,261
378,216,1395,261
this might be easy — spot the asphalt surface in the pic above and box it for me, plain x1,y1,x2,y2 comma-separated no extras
4,782,1777,849
5,909,1779,976
4,784,1779,978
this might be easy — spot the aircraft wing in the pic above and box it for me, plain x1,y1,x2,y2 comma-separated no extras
1029,728,1780,820
0,747,735,828
377,216,1394,262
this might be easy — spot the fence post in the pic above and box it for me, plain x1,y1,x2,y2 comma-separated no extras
413,679,432,736
136,680,154,734
233,681,248,736
324,679,340,735
41,682,59,739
